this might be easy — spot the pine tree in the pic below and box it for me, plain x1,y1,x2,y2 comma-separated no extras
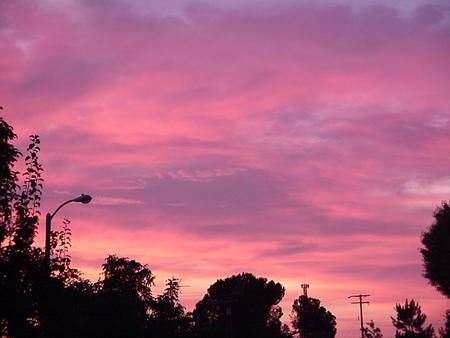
391,299,434,338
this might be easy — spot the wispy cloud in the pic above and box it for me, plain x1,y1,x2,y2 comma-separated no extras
93,196,144,206
1,0,449,336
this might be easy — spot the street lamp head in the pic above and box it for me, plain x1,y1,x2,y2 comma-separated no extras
73,194,92,204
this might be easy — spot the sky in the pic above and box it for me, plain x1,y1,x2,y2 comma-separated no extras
1,0,450,336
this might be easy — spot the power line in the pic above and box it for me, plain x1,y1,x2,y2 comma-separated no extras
348,294,370,338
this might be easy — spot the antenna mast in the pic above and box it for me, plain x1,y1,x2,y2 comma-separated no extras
301,283,310,297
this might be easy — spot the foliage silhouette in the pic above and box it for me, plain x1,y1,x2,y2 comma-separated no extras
421,202,450,298
440,310,450,338
391,299,435,338
363,320,383,338
193,272,288,338
0,116,46,336
0,117,21,244
101,254,154,301
0,116,194,337
148,277,193,337
0,115,87,337
91,255,155,337
290,295,336,338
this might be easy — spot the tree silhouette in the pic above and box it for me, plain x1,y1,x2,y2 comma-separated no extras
0,117,47,337
391,299,434,338
101,254,154,300
421,202,450,298
0,117,21,244
89,255,155,337
193,272,287,338
291,295,336,338
363,320,383,338
0,115,90,336
438,310,449,338
148,277,193,337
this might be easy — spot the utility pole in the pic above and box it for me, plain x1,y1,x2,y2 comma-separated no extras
348,294,370,338
301,283,310,297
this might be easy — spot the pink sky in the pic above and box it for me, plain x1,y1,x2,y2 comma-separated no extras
1,0,450,336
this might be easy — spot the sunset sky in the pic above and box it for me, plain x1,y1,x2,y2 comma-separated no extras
1,0,450,336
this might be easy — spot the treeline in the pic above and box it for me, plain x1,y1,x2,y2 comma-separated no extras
0,115,449,338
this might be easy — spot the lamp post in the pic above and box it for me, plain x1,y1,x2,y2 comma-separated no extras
45,194,92,268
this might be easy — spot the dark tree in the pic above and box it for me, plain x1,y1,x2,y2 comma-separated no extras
291,295,337,338
193,272,287,338
363,320,383,338
0,116,47,337
391,299,434,338
101,254,154,300
0,117,21,244
0,115,89,337
438,310,450,338
41,255,157,338
421,202,450,298
148,277,193,337
38,223,95,338
89,255,155,338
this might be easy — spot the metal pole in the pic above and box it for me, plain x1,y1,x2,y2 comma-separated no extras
45,213,51,268
359,295,364,338
44,199,77,268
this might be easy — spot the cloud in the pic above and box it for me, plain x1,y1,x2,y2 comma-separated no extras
402,177,450,196
156,167,243,182
93,196,144,205
1,0,450,336
260,242,319,257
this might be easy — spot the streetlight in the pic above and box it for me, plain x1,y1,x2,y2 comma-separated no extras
45,194,92,267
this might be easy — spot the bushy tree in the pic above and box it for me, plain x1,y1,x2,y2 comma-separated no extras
391,299,434,338
0,116,46,336
291,295,336,338
89,255,155,337
421,202,450,298
193,272,287,338
101,254,154,300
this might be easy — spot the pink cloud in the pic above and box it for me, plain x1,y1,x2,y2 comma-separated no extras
2,0,450,336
